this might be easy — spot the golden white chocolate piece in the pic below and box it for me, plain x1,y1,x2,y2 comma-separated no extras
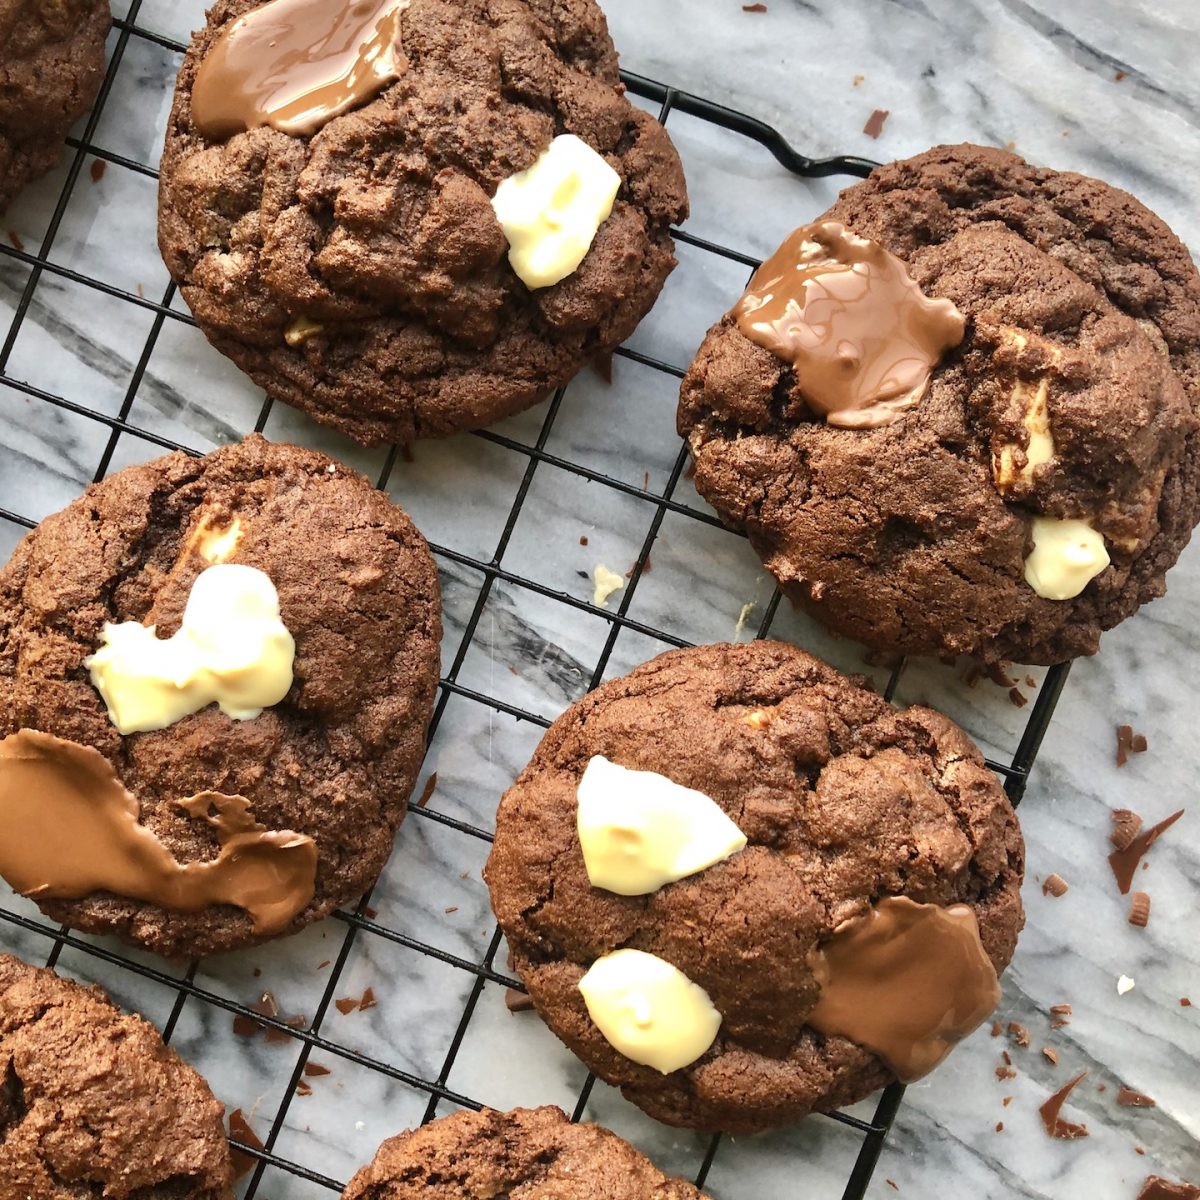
86,563,295,734
576,756,747,895
1023,517,1110,600
578,949,721,1074
491,134,620,289
993,376,1055,493
591,563,624,609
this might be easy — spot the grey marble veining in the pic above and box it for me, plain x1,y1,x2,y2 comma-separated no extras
0,1,1197,1197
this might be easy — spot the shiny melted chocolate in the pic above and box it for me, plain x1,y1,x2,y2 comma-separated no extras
733,221,965,429
0,730,316,934
191,0,411,140
807,895,1000,1082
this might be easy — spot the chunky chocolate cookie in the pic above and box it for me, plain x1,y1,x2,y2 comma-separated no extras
0,0,110,215
342,1105,706,1198
0,434,441,957
0,953,234,1198
158,0,688,446
679,144,1200,664
485,641,1023,1133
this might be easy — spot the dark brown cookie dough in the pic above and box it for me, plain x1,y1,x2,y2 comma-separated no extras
0,953,234,1199
158,0,688,446
485,641,1023,1132
342,1105,706,1198
679,144,1200,665
0,434,441,957
0,0,110,215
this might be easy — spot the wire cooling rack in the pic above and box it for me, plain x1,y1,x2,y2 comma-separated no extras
0,4,1073,1196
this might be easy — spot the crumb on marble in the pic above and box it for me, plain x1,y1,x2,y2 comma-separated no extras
1042,873,1069,897
863,109,890,138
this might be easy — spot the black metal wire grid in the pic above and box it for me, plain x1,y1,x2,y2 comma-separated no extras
0,6,1074,1196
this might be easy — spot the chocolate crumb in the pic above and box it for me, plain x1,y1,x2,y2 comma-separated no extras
303,1063,331,1077
863,109,890,138
1110,808,1144,850
1009,687,1028,708
1050,1003,1073,1016
1117,1086,1157,1108
742,2,768,11
991,1021,1003,1037
295,1080,313,1097
1115,69,1128,81
1137,1147,1146,1156
229,1109,265,1180
416,772,438,808
1043,1047,1059,1065
995,1121,1004,1132
505,987,536,1013
1182,998,1192,1007
1002,1050,1013,1065
1132,734,1148,753
885,1182,898,1192
444,905,458,914
1042,873,1069,897
1136,1178,1200,1200
1129,891,1151,927
1008,1022,1030,1048
987,662,1018,688
1098,1084,1107,1093
335,997,358,1015
1116,725,1148,766
579,535,589,546
1039,1072,1089,1139
89,158,106,183
7,231,24,251
1109,809,1185,893
233,991,281,1037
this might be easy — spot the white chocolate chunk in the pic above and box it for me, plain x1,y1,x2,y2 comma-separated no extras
491,134,620,289
576,756,747,896
578,949,721,1074
1023,517,1110,601
994,376,1055,492
86,563,295,734
592,563,624,609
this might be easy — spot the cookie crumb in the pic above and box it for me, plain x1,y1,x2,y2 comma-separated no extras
592,563,624,608
1043,1047,1059,1065
1039,1072,1089,1139
1117,1086,1156,1108
1128,891,1151,927
1042,873,1069,897
1007,1022,1030,1047
853,74,865,86
863,108,889,138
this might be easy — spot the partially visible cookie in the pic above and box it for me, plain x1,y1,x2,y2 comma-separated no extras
679,144,1200,664
0,434,441,957
0,953,234,1198
0,0,110,214
158,0,688,445
486,641,1023,1132
341,1105,707,1198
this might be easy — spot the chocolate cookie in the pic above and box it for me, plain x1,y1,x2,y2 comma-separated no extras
0,434,441,958
158,0,688,446
0,953,234,1198
485,641,1023,1133
0,0,110,215
678,144,1200,664
342,1105,706,1198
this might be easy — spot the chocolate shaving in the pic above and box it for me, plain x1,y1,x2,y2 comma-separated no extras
229,1109,265,1180
863,108,889,138
505,987,535,1013
1039,1071,1089,1139
1117,725,1150,764
1042,873,1069,897
1128,891,1151,927
303,1062,331,1077
1117,1086,1156,1108
1050,1003,1073,1016
1109,809,1185,893
1136,1179,1200,1200
1050,1018,1070,1029
1008,1022,1030,1048
317,959,330,969
295,1080,312,1097
1043,1047,1059,1065
444,905,458,914
742,2,768,10
416,773,438,808
1110,808,1144,850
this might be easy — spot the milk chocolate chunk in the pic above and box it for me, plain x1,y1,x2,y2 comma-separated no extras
807,896,1000,1082
1109,809,1185,893
1039,1071,1089,1139
733,221,965,429
0,730,317,935
191,0,410,140
1136,1178,1200,1200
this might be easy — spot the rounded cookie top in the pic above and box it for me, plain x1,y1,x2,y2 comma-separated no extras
342,1105,707,1198
0,434,441,957
0,0,111,215
679,144,1200,664
0,953,234,1200
485,641,1023,1133
158,0,688,446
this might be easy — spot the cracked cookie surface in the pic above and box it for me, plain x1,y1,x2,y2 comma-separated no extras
485,641,1024,1132
158,0,688,446
678,144,1200,664
0,954,234,1199
342,1105,706,1198
0,435,441,957
0,0,110,215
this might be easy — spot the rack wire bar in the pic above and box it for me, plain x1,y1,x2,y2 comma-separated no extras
0,13,1075,1198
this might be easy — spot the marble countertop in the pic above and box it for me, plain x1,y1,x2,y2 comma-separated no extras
0,0,1196,1197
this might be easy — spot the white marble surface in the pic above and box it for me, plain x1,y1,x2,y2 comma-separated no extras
0,1,1197,1197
